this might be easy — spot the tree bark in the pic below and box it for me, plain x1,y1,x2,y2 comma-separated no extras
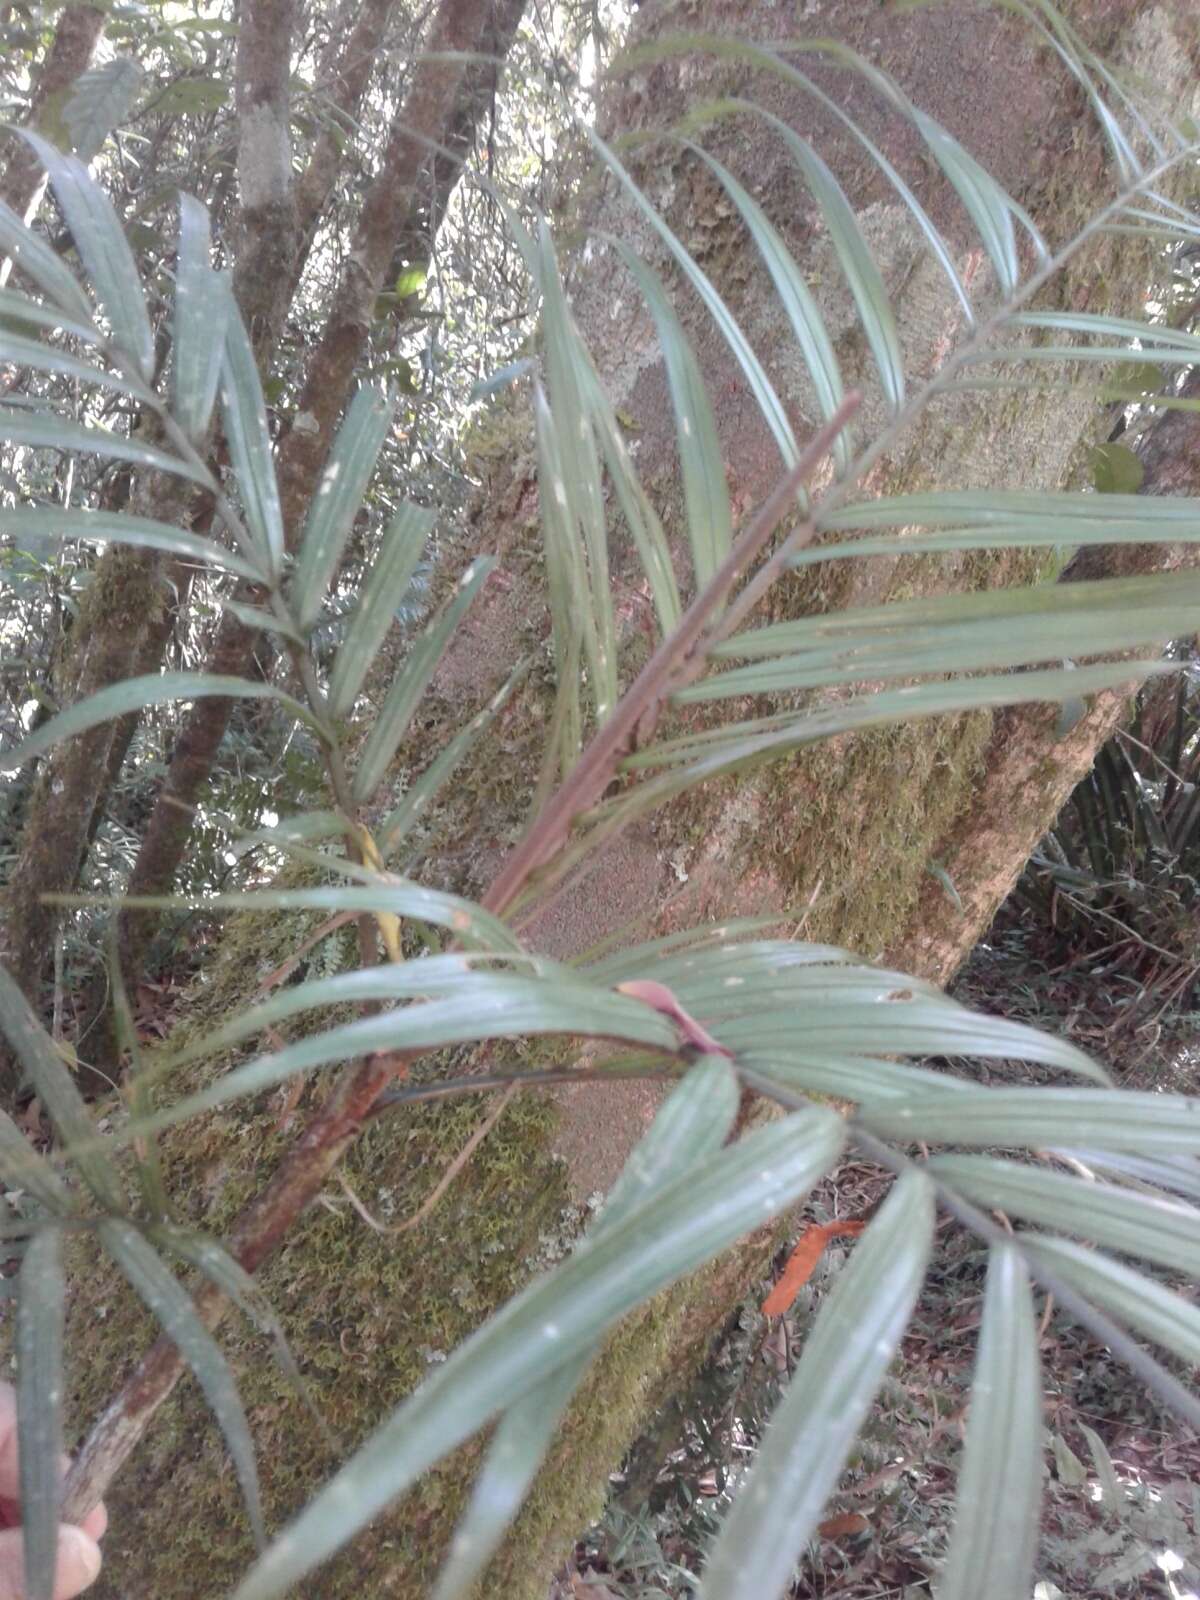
0,3,104,219
52,3,1200,1597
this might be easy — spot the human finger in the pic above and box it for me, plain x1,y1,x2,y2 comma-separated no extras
0,1524,102,1600
0,1389,18,1504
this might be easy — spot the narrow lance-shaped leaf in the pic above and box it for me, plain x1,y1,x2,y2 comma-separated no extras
153,952,602,1073
580,919,797,982
95,881,519,955
0,328,154,403
861,1086,1200,1156
108,928,169,1221
1058,1147,1200,1203
682,136,852,474
18,130,154,379
434,1057,740,1600
535,228,617,720
584,124,799,468
219,297,285,578
911,111,1022,295
98,1220,265,1548
328,502,433,716
622,661,1170,793
699,1171,933,1600
352,555,495,803
1014,310,1200,353
936,1245,1042,1600
377,664,523,860
742,104,906,412
930,1155,1200,1277
0,968,124,1213
0,286,99,344
0,673,317,774
741,1051,984,1107
224,810,350,872
293,386,395,629
173,195,231,443
0,198,94,324
1010,0,1148,180
1020,1234,1200,1373
962,341,1200,369
220,598,303,642
816,489,1200,534
16,1227,65,1600
0,506,265,582
612,240,732,586
0,408,213,490
713,570,1200,661
231,1107,845,1600
0,1111,70,1210
152,1225,335,1451
628,34,975,324
112,968,685,1144
532,385,585,775
576,356,682,634
62,57,144,161
691,574,1200,701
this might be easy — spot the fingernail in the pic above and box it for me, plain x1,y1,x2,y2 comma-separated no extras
60,1524,103,1586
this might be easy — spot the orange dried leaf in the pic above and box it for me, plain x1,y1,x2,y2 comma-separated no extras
817,1512,870,1541
762,1218,866,1316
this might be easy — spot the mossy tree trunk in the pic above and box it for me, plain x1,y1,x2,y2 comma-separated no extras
60,3,1200,1597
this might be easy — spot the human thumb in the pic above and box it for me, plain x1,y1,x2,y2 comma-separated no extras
0,1523,102,1600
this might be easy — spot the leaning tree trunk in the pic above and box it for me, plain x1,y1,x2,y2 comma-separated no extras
59,3,1200,1597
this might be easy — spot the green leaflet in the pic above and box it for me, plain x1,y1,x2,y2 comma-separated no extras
680,135,851,474
0,968,123,1212
0,285,98,344
930,1155,1200,1276
611,240,732,586
172,195,231,442
377,664,523,859
232,1107,845,1600
219,297,285,578
534,228,616,721
585,123,798,469
17,129,154,378
1021,1234,1200,1370
0,197,94,323
863,1086,1200,1155
1,673,317,773
352,554,495,803
16,1228,65,1600
935,1246,1041,1600
432,1057,740,1600
0,506,264,581
0,408,212,489
0,327,154,403
98,1220,265,1548
700,1172,932,1600
0,1111,70,1210
292,386,395,630
327,502,433,716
